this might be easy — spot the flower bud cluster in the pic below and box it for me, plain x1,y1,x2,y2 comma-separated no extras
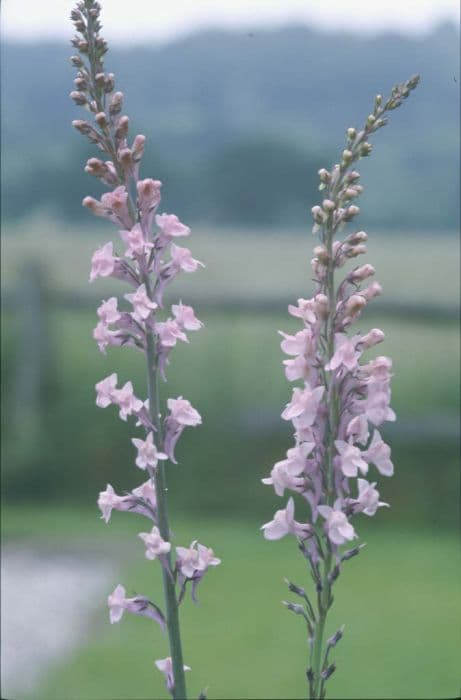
70,2,218,691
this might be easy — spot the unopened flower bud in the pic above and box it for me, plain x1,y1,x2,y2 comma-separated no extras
105,73,115,93
70,90,87,106
95,112,108,128
314,294,329,319
132,134,146,162
311,258,326,280
70,55,83,67
346,127,356,140
375,94,383,107
345,294,367,315
348,264,375,282
361,328,385,348
359,142,373,157
346,170,360,183
367,114,376,126
348,230,367,244
74,77,87,90
343,205,360,221
115,116,129,142
342,149,353,164
282,601,306,616
119,147,133,170
109,91,124,116
322,199,336,212
95,72,106,87
321,663,336,680
346,244,367,257
327,626,345,648
311,205,326,224
361,281,383,300
318,168,331,183
284,579,306,598
313,245,329,264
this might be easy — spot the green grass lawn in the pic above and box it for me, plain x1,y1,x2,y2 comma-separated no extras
4,506,460,699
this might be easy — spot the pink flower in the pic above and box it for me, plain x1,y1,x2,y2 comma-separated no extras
155,319,188,347
89,241,116,282
95,373,117,408
262,443,314,496
111,381,143,420
108,584,165,630
364,430,394,476
137,179,162,228
288,298,317,324
346,414,369,446
124,284,158,322
326,333,361,372
98,484,127,523
176,541,221,579
155,213,190,238
317,503,357,545
283,355,312,382
171,302,203,331
167,397,201,426
279,328,314,356
261,497,312,540
119,223,153,259
155,657,191,693
364,381,396,426
138,526,171,560
97,297,121,325
93,321,121,354
355,478,389,516
334,440,368,477
100,186,131,227
282,385,324,427
131,432,167,470
170,243,204,273
133,476,156,500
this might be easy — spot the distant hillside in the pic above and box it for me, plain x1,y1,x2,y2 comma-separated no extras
2,22,459,229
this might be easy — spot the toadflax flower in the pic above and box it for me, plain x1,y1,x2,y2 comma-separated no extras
70,3,218,694
260,74,419,698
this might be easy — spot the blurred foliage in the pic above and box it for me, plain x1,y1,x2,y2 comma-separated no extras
2,22,459,229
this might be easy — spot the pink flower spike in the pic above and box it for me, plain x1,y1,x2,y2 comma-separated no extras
176,541,221,579
171,302,203,331
132,479,157,510
155,657,191,694
167,397,202,426
283,355,311,382
334,440,368,477
111,381,143,420
131,432,167,470
93,321,120,354
170,243,205,273
124,284,158,322
155,213,191,238
97,297,121,325
262,443,314,497
138,526,171,560
95,373,118,408
89,241,116,282
107,584,166,630
364,430,394,476
355,478,389,516
261,497,311,541
317,504,357,546
346,414,369,446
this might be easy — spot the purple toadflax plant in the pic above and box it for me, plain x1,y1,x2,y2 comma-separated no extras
69,2,220,697
261,76,419,699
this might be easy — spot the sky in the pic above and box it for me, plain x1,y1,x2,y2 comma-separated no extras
2,0,460,43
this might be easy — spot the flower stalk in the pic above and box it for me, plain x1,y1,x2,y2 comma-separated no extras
262,75,419,699
70,2,220,697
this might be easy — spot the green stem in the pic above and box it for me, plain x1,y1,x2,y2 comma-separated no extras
144,279,187,699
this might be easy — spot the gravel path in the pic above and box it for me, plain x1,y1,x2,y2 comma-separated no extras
1,543,115,698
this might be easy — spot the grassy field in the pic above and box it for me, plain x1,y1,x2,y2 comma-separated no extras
3,506,460,699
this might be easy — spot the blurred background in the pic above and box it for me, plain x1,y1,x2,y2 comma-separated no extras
1,0,459,698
